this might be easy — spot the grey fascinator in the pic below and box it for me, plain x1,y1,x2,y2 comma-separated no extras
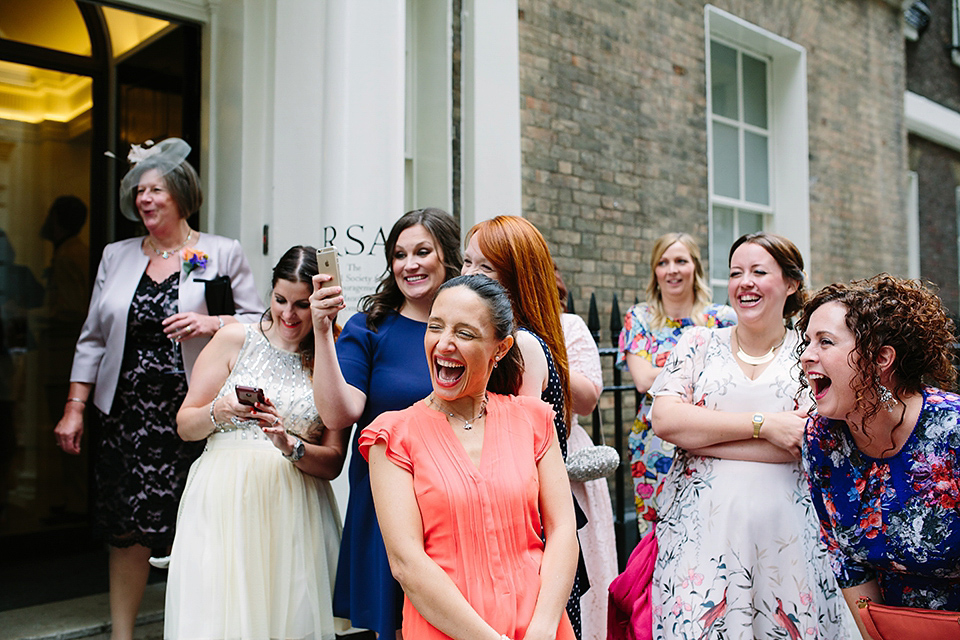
118,138,192,222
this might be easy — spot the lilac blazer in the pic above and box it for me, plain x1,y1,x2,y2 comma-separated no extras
70,232,264,414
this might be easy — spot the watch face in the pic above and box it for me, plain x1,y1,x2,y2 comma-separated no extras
753,413,763,424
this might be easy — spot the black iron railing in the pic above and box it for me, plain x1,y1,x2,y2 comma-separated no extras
570,292,640,570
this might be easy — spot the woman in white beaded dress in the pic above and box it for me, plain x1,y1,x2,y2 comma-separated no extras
165,246,350,640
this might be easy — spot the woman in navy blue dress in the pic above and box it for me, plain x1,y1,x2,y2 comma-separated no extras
799,275,960,639
310,208,461,638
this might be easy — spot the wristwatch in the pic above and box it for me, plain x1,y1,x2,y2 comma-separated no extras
752,413,764,439
283,436,305,462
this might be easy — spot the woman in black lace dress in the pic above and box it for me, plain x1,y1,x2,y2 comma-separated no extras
54,138,263,640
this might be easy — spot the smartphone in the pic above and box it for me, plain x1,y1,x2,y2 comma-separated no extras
316,246,341,289
235,385,265,406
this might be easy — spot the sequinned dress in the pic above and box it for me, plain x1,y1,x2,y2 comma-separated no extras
165,325,343,640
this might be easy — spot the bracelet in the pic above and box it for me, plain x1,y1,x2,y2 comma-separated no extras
66,398,86,405
209,398,219,429
216,316,224,331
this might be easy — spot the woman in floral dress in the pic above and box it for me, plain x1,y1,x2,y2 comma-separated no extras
648,232,850,640
799,275,960,638
617,233,735,536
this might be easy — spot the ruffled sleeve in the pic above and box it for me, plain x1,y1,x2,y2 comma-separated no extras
358,409,413,473
616,303,653,370
502,394,558,462
649,326,712,401
563,313,602,392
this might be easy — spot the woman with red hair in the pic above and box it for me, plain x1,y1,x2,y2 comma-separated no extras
462,215,584,637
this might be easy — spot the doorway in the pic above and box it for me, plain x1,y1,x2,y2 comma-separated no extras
0,0,201,609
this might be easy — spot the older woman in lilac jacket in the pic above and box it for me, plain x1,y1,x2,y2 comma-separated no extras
54,138,262,640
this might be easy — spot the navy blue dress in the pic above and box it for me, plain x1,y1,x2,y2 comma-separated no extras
332,311,433,637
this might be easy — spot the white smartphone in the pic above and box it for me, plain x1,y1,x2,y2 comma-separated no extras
316,246,341,289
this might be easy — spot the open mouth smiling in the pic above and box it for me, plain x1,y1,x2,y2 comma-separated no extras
806,372,832,399
435,357,465,386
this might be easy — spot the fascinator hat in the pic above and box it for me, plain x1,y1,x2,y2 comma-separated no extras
118,137,200,222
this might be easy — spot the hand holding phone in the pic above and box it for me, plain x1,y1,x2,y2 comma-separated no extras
235,385,266,406
316,246,341,289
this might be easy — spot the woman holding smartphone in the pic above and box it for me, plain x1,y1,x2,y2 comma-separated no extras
310,208,462,639
166,246,350,639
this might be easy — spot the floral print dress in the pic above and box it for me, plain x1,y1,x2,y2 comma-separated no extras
649,326,850,640
804,387,960,610
616,302,736,536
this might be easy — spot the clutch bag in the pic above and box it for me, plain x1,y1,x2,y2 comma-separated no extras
197,275,236,316
566,445,619,483
857,597,960,640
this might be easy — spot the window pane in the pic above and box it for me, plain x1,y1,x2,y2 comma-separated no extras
739,210,764,235
0,0,91,56
712,284,730,306
711,205,735,278
743,131,769,205
712,122,739,198
742,54,768,128
710,41,738,119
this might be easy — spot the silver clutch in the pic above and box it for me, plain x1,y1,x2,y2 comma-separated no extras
566,445,620,483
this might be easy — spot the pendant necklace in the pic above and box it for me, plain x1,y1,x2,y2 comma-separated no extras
148,230,193,259
428,394,488,430
735,326,785,366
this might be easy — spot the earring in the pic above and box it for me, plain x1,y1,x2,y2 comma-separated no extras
877,382,897,412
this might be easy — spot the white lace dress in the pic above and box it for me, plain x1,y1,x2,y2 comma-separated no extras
649,326,850,640
165,325,343,640
562,313,618,640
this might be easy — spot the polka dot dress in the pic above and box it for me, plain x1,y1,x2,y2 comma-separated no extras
518,328,584,639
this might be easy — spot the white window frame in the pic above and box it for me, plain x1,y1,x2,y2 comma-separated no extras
907,171,920,279
404,0,453,213
705,5,809,295
953,0,960,67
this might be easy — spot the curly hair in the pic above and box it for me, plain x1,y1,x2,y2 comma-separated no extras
645,232,713,329
729,232,806,318
796,274,956,440
360,208,462,330
467,216,572,430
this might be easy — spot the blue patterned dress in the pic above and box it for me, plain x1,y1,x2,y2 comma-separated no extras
804,387,960,610
616,302,736,535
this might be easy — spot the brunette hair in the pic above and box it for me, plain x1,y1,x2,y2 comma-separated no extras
467,216,571,428
644,232,713,328
360,208,462,330
261,245,336,371
729,232,806,318
121,158,203,220
796,274,956,440
435,275,523,395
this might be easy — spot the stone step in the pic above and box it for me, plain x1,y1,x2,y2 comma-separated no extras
0,583,164,640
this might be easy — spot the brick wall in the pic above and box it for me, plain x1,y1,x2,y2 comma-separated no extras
911,134,960,314
517,0,907,329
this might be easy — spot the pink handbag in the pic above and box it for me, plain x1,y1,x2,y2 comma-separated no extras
857,597,960,640
607,528,657,640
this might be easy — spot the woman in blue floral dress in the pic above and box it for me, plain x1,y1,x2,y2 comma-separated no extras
617,233,735,536
799,274,960,638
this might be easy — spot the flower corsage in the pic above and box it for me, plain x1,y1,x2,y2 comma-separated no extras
182,247,209,276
